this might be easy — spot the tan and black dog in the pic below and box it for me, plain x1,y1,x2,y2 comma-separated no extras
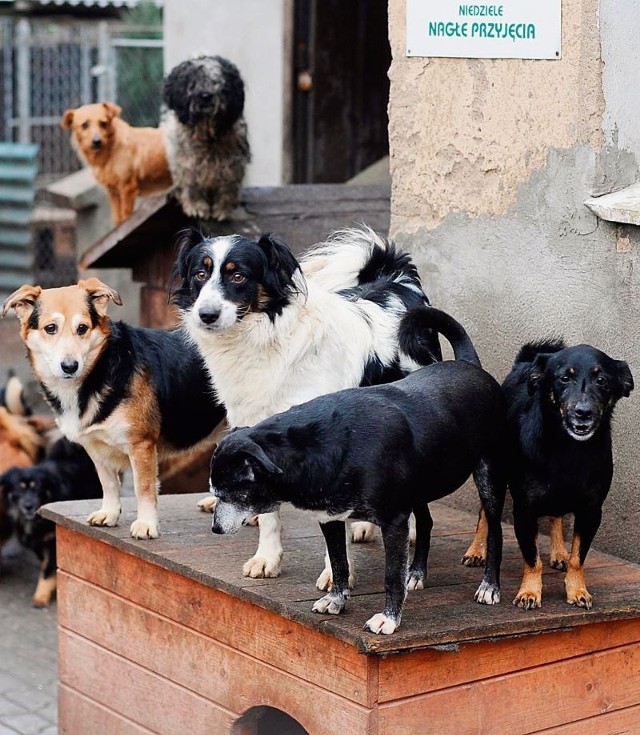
62,102,172,225
3,278,225,539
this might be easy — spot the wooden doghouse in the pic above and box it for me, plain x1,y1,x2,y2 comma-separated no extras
43,495,640,734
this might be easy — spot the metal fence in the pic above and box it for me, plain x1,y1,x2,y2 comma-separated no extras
0,15,164,182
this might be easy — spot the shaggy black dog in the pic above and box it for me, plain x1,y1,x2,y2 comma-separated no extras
506,339,633,611
0,438,102,607
162,55,251,222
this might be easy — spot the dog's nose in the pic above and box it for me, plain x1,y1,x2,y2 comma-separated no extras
91,136,102,149
199,308,220,325
61,358,79,375
573,404,593,421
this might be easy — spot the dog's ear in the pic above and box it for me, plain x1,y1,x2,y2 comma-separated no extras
2,284,42,321
162,62,192,123
614,360,634,398
240,438,283,477
102,102,121,120
169,229,206,305
257,234,302,300
61,109,75,129
78,278,122,317
527,353,552,395
214,56,245,133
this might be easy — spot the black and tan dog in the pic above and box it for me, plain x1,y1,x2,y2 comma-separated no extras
505,339,633,610
208,306,507,634
2,278,226,539
0,438,101,606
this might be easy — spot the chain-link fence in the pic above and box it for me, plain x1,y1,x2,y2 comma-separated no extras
0,9,163,181
0,4,163,289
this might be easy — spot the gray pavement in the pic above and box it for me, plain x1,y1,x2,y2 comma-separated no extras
0,541,58,735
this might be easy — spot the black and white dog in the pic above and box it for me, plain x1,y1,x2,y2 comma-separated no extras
162,55,251,222
505,339,633,610
171,226,442,586
208,306,507,634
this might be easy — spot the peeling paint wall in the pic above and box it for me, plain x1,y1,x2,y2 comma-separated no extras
388,0,640,560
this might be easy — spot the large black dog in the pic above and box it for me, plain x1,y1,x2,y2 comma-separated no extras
506,339,633,610
208,306,507,635
0,438,102,607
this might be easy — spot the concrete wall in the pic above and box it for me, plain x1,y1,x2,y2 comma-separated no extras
163,0,290,185
388,0,640,560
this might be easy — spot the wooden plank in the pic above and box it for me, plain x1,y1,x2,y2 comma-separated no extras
43,496,640,656
379,617,640,701
377,640,640,734
59,631,235,735
60,685,157,735
540,704,640,734
57,573,373,734
56,528,373,706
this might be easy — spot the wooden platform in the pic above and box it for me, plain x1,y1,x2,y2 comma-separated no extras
42,495,640,734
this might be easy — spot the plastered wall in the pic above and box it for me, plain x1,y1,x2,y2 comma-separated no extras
388,0,640,560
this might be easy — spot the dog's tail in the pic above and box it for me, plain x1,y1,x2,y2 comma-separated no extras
300,225,423,295
514,338,566,365
400,306,481,367
0,373,30,416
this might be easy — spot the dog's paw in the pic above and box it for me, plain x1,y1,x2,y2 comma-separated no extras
566,586,593,609
312,592,348,615
197,496,217,513
364,613,398,635
550,555,569,572
32,576,56,608
130,519,159,540
474,580,500,605
315,567,356,592
243,555,281,579
461,551,486,568
350,522,376,543
407,572,425,591
245,515,259,526
513,589,542,610
87,508,120,527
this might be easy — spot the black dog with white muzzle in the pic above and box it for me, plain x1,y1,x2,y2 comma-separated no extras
209,306,507,634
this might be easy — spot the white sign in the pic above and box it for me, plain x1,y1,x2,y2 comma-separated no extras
406,0,562,60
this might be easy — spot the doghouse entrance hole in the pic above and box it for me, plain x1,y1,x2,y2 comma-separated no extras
232,705,309,735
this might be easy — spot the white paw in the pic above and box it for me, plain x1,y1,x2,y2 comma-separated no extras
197,496,217,513
350,521,376,543
364,613,398,635
315,567,356,592
312,592,347,615
242,555,281,578
407,575,424,591
475,580,500,605
87,508,120,527
130,519,159,539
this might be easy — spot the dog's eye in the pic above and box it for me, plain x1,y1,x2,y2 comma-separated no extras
81,121,90,130
595,375,608,387
43,323,57,335
194,270,207,282
77,324,89,336
559,374,572,384
99,121,108,129
199,92,213,101
230,273,246,285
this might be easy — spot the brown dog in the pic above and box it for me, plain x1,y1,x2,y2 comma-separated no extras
61,102,172,226
2,279,225,539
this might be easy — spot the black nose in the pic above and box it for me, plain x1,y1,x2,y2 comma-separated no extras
91,136,102,149
61,358,79,375
574,405,593,421
199,308,220,325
